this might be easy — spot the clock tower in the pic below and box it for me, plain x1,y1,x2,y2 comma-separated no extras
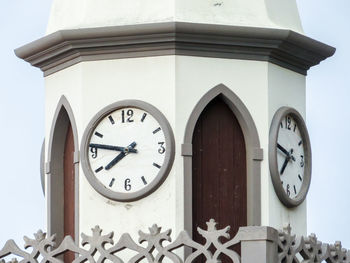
15,0,334,250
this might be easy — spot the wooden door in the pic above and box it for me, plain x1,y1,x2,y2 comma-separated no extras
192,97,246,254
64,123,75,262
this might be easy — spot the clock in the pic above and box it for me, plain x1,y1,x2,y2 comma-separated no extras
81,100,175,202
269,107,312,208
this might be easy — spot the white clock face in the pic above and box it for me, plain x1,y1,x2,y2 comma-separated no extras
277,114,305,199
87,107,167,194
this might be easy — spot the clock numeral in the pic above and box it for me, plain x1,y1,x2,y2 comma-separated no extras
124,178,131,191
300,155,305,167
293,185,297,194
90,147,98,159
286,184,291,197
122,109,134,123
285,116,291,130
158,142,165,154
293,124,297,132
298,174,303,181
298,140,303,146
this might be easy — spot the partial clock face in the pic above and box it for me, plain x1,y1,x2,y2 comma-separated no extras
269,107,312,208
81,101,175,201
277,114,305,199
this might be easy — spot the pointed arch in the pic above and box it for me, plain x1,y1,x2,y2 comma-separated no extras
46,96,79,244
182,84,263,235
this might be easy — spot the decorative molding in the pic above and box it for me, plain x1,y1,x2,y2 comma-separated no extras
277,224,350,263
252,147,264,161
181,143,192,156
183,84,262,235
73,150,80,164
40,139,45,195
45,162,50,175
15,22,335,76
46,95,80,245
0,219,241,263
0,219,348,263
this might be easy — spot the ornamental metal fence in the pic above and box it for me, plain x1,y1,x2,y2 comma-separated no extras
0,219,348,263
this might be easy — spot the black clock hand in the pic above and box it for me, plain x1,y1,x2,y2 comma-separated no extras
105,152,125,170
277,144,296,164
280,156,290,175
105,142,137,170
277,143,290,156
89,143,137,153
289,148,296,162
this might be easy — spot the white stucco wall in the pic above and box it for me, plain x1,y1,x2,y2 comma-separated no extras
175,56,306,236
46,0,303,35
174,55,268,232
44,54,307,243
45,56,177,243
266,64,307,235
267,63,307,236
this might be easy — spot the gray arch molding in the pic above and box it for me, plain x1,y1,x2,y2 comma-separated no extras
46,95,79,244
182,84,263,234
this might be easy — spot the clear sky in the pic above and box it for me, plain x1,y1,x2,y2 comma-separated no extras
295,0,350,247
0,0,349,250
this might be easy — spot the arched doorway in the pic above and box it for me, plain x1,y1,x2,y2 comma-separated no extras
183,84,263,241
192,96,246,242
47,96,79,261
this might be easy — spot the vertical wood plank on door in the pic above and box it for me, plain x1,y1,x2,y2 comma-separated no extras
192,97,247,258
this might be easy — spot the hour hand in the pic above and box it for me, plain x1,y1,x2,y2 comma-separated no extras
280,157,289,175
89,143,137,153
104,142,137,170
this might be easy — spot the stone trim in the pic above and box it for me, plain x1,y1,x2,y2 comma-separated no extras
40,139,45,195
1,220,347,263
15,22,335,76
182,84,263,236
46,96,80,245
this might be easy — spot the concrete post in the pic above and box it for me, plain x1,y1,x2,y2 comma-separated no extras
239,226,278,263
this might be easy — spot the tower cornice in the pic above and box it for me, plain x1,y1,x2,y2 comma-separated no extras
15,22,335,76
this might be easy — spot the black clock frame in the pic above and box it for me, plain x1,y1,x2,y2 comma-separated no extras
269,107,312,208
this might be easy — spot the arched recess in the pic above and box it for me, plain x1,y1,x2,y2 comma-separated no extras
46,96,79,245
182,83,263,235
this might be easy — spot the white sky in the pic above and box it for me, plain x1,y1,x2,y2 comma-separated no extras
0,0,349,250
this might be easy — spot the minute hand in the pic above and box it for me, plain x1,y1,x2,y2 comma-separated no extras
89,143,137,153
105,142,137,170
